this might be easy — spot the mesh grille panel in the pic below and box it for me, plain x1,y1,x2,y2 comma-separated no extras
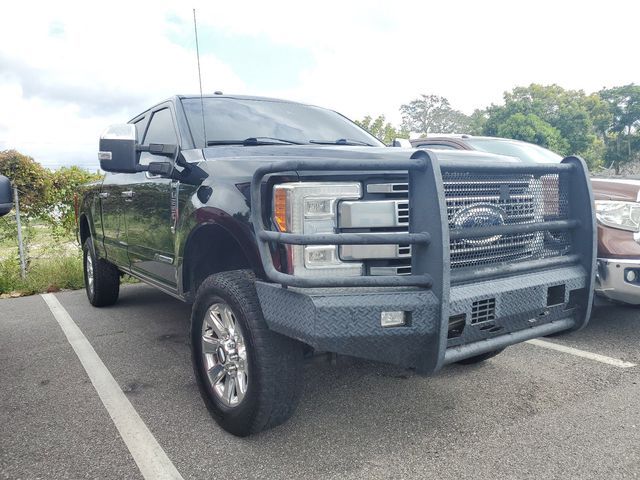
443,172,571,268
358,171,572,275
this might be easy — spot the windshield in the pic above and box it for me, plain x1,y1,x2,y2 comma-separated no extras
181,97,384,148
465,138,563,163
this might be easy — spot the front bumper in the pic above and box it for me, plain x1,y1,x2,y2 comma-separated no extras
256,265,588,374
596,258,640,305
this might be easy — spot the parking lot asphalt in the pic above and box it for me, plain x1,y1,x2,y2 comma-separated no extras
2,284,640,479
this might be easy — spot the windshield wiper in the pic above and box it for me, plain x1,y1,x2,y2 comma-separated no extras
207,137,304,146
309,138,375,147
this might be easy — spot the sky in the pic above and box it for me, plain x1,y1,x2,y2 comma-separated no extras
0,0,638,170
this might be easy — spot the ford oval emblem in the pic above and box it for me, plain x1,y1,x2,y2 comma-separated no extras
453,203,506,245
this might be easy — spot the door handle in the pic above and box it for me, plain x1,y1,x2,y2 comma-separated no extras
98,192,109,199
121,190,135,199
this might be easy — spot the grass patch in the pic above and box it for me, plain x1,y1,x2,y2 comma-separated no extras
1,221,139,297
1,221,85,295
0,252,85,295
1,249,138,297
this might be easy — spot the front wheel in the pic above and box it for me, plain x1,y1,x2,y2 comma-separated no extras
191,270,304,436
83,237,120,307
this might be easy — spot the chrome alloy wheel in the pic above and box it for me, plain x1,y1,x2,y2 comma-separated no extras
201,302,249,407
86,253,94,295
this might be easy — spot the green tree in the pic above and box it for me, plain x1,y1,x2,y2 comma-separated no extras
400,94,470,136
494,113,569,153
0,150,102,238
0,150,51,217
354,115,408,145
599,84,640,172
468,109,488,135
49,166,102,236
481,84,606,169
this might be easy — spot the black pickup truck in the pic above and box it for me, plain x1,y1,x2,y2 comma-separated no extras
80,94,596,436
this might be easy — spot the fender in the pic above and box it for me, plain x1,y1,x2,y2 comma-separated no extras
176,190,264,297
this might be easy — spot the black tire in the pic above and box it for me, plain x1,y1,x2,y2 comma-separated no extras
191,270,304,436
456,348,504,365
83,237,120,307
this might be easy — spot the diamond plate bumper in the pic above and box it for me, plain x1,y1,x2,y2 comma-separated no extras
256,264,588,374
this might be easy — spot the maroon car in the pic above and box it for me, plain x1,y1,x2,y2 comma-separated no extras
411,135,640,305
591,178,640,304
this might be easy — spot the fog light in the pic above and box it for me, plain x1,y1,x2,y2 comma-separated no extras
625,269,637,283
381,311,406,327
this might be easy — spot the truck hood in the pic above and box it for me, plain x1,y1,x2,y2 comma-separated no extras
191,145,528,188
201,144,522,166
591,178,640,202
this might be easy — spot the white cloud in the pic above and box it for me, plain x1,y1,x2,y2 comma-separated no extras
0,1,246,168
185,0,639,121
1,0,638,168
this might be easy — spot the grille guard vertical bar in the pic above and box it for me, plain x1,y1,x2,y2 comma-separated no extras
559,156,596,331
408,150,450,373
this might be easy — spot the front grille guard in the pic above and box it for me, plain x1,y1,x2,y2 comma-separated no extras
250,151,442,289
250,150,595,309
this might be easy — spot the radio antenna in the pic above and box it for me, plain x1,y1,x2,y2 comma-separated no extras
193,8,207,146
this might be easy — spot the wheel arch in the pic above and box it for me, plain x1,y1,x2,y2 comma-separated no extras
79,213,91,246
180,222,263,298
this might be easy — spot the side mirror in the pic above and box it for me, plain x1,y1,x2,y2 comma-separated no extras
98,124,178,174
99,124,139,173
0,175,13,217
392,138,412,148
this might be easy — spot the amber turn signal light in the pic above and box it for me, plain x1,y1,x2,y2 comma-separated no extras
273,188,288,232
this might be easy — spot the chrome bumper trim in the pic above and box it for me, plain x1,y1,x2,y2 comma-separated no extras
595,257,640,305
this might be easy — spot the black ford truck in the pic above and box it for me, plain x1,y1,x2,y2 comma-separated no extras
80,94,596,436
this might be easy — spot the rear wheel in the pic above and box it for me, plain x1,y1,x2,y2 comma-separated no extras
191,270,304,436
83,237,120,307
456,348,504,365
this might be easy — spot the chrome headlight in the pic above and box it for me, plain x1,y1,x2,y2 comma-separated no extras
272,182,363,277
594,200,640,232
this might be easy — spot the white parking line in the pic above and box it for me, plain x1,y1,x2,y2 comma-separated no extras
41,293,184,480
526,338,637,369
